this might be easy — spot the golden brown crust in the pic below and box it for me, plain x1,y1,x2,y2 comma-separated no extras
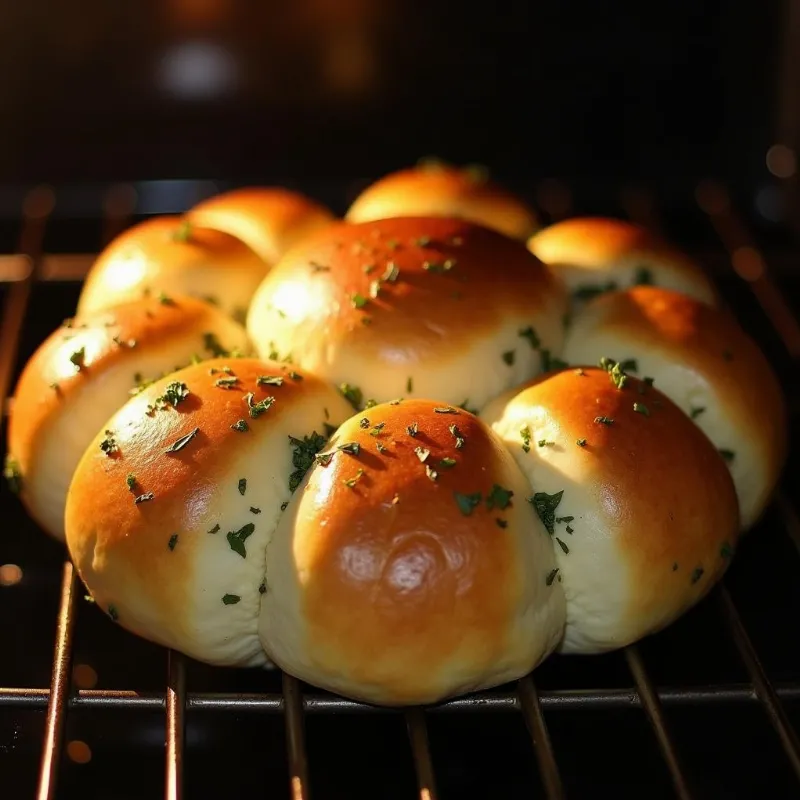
77,216,267,317
528,217,718,304
249,217,564,364
345,164,539,240
65,359,344,644
187,187,337,265
492,368,739,626
293,400,539,701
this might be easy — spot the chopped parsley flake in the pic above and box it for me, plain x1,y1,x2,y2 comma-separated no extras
619,359,638,372
168,534,178,551
439,457,457,468
148,381,190,413
3,456,22,494
351,293,368,309
496,518,508,529
222,594,241,605
360,417,370,428
108,605,119,621
250,507,261,514
256,375,283,387
69,347,86,371
520,425,532,453
100,430,119,456
369,423,385,436
407,422,419,437
633,402,649,416
338,442,361,456
343,469,365,488
573,281,617,301
245,393,275,418
486,484,514,510
556,537,569,554
414,447,430,463
546,568,560,586
157,291,175,305
376,442,387,453
599,358,628,390
165,427,200,454
691,566,705,584
339,383,363,409
134,492,154,504
718,449,735,462
227,522,255,558
287,370,303,381
214,376,240,389
434,406,459,415
231,419,249,432
259,582,267,594
576,438,587,447
208,524,220,534
518,326,540,349
634,267,653,285
238,478,247,495
529,490,564,535
425,465,438,481
538,440,554,447
594,416,614,425
449,424,465,449
454,492,482,516
126,473,137,491
502,350,516,366
690,406,706,419
288,432,328,491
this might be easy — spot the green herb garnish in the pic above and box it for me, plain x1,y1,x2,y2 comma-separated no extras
718,449,735,462
339,383,363,410
407,422,419,437
3,456,22,494
502,350,516,366
434,406,459,415
208,524,220,534
227,522,255,558
69,347,86,371
288,432,328,491
165,427,200,454
690,406,706,419
518,326,540,349
520,425,532,453
576,438,587,447
134,492,154,504
691,566,705,584
351,293,368,309
633,402,649,416
168,534,178,551
343,469,365,488
257,375,283,387
634,267,653,285
449,424,465,449
594,416,614,425
215,376,240,389
231,419,249,432
414,446,430,463
546,568,559,586
556,537,569,554
454,492,482,516
382,262,400,282
528,490,564,535
100,430,119,456
338,442,361,456
439,457,457,468
222,594,241,605
486,484,514,510
238,478,247,496
203,332,229,358
245,393,275,418
250,507,261,514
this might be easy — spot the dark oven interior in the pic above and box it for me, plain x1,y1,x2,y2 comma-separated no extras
1,2,800,799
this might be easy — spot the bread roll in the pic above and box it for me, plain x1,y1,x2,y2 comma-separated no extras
260,399,566,705
77,216,267,322
482,366,739,654
346,162,538,240
247,217,567,412
186,187,336,265
6,296,250,541
64,359,353,666
562,286,786,528
528,217,717,307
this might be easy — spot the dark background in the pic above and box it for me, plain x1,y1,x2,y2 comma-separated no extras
0,0,790,210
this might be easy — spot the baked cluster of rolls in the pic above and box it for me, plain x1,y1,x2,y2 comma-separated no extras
4,162,786,706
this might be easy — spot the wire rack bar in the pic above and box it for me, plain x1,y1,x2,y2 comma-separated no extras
517,676,565,800
36,564,78,800
165,651,186,800
282,673,311,800
624,646,694,799
2,682,799,713
405,708,439,800
716,587,800,778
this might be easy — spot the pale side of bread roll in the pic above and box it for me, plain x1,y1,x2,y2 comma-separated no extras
562,287,786,528
482,366,739,654
529,217,718,307
247,217,568,412
187,187,337,266
64,359,353,666
346,162,539,240
6,296,251,541
260,399,566,705
77,216,268,322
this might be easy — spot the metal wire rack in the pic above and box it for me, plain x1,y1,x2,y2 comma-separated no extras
0,180,799,799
